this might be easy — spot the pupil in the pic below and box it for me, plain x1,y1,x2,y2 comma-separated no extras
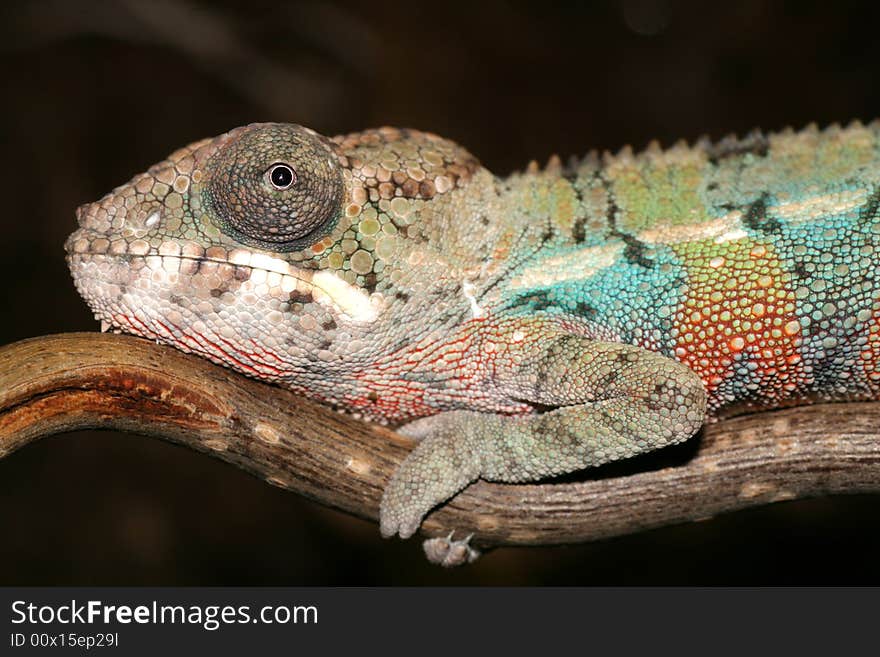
270,165,294,188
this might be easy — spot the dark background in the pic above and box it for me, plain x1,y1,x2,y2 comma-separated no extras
1,0,879,584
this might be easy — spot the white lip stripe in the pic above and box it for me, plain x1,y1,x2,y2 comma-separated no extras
312,270,380,322
75,248,383,324
248,252,293,274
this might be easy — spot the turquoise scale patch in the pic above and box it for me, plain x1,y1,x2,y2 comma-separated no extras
500,242,687,356
767,191,880,393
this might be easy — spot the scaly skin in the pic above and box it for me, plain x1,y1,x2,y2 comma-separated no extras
66,121,880,557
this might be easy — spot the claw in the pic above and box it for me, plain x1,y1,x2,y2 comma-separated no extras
422,531,480,567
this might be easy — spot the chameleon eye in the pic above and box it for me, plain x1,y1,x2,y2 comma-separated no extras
202,123,343,252
268,163,296,190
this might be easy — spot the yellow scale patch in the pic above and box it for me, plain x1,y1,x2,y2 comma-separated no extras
519,175,580,241
605,145,711,234
671,237,806,398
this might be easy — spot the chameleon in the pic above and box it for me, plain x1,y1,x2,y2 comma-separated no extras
66,120,880,565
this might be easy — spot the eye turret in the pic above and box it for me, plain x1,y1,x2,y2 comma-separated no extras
202,123,344,251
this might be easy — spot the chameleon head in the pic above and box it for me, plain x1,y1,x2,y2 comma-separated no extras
65,122,483,387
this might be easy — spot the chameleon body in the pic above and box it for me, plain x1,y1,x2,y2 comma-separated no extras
66,121,880,562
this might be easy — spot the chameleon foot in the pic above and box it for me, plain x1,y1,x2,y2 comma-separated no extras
380,338,706,540
423,532,480,567
379,412,484,539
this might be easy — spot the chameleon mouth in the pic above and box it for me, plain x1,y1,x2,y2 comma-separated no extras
65,231,382,323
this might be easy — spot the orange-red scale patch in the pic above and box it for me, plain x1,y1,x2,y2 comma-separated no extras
671,238,806,404
858,314,880,387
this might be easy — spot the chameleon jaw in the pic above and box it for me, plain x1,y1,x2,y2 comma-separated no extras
66,230,384,326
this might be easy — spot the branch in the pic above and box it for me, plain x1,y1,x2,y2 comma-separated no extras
2,333,879,548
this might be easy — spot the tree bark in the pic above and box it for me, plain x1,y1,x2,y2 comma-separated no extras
1,333,879,547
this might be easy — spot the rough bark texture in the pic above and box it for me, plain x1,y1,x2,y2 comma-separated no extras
2,333,879,548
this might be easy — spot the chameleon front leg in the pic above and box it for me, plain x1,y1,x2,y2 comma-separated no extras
379,336,708,541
